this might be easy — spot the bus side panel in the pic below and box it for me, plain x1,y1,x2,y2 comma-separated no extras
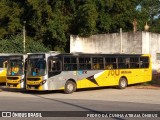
76,70,101,88
142,68,152,83
49,68,152,91
0,68,7,83
123,69,140,84
48,71,78,90
49,70,121,90
76,70,120,88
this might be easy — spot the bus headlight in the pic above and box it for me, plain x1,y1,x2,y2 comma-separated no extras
39,80,46,86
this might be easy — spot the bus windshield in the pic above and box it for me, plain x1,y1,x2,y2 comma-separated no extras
7,60,24,76
27,59,46,76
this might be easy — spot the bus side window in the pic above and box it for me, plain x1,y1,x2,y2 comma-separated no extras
79,57,91,70
94,63,99,69
105,57,117,69
140,57,149,68
48,58,61,78
92,57,104,70
130,57,139,68
63,57,77,71
118,57,129,69
48,60,61,72
105,64,113,69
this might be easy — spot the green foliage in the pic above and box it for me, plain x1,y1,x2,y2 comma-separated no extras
0,0,24,38
137,0,160,31
139,0,160,21
151,19,160,33
76,1,98,36
0,35,49,53
0,0,160,53
26,0,68,51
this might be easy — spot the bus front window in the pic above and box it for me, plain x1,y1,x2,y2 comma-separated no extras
27,59,46,76
7,60,23,76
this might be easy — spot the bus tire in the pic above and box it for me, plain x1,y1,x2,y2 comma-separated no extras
64,80,76,94
118,77,127,89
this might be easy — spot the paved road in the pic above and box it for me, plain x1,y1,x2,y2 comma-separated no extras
0,85,160,120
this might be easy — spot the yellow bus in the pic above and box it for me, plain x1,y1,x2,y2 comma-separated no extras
26,53,152,93
6,55,27,89
0,54,9,83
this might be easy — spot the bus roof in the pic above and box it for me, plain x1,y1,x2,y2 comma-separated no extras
27,52,150,58
57,53,150,57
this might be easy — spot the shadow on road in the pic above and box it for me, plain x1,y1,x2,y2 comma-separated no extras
31,94,126,120
1,82,159,95
0,83,126,119
1,84,116,94
1,83,154,94
21,86,115,95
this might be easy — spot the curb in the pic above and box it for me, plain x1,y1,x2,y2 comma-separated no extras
128,85,160,90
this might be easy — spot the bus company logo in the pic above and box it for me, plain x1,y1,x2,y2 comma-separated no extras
78,70,87,75
121,71,132,74
2,112,11,117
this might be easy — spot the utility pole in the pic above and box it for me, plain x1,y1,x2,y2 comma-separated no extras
120,28,123,53
23,21,26,53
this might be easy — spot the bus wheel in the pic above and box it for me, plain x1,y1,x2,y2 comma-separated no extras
64,80,76,94
118,77,127,89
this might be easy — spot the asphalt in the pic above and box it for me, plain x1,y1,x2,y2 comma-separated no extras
0,85,160,105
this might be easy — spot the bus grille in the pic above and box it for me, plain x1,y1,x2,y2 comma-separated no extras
27,78,41,81
7,77,19,80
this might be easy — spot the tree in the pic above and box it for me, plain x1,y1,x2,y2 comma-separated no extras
151,18,160,33
107,0,140,32
137,0,160,31
74,1,98,36
25,0,70,51
0,0,160,53
0,0,24,38
139,0,160,23
0,35,49,53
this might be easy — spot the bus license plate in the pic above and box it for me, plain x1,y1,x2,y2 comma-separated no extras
31,87,35,89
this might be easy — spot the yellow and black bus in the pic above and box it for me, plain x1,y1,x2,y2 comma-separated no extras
6,54,27,89
26,52,152,93
0,54,9,83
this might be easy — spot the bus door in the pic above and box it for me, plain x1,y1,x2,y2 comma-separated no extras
48,57,62,89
